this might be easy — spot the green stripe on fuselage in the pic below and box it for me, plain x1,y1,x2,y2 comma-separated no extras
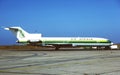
42,40,111,44
18,39,111,46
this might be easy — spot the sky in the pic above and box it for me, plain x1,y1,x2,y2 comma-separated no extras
0,0,120,45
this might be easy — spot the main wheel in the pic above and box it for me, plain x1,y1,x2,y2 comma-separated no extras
55,47,60,50
105,46,111,50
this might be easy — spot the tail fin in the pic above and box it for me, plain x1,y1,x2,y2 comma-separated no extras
4,27,29,40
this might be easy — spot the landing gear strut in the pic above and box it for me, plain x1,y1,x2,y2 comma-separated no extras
105,46,111,50
55,46,60,50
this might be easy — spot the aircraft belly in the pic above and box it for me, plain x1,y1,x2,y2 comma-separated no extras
72,43,111,46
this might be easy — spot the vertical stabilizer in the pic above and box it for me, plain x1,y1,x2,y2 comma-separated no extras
4,27,29,40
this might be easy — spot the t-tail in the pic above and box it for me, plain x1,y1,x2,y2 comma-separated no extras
4,27,29,40
4,27,42,44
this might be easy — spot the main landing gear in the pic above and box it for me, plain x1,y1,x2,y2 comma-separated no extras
96,46,111,50
55,46,60,50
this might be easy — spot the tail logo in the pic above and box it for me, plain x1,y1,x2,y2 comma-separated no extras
18,30,25,38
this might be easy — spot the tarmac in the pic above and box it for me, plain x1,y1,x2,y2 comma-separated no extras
0,49,120,75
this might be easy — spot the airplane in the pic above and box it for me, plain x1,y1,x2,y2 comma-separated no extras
4,27,113,50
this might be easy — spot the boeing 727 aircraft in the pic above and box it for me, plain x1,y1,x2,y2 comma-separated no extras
5,27,113,50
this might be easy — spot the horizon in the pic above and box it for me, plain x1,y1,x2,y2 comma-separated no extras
0,0,120,45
